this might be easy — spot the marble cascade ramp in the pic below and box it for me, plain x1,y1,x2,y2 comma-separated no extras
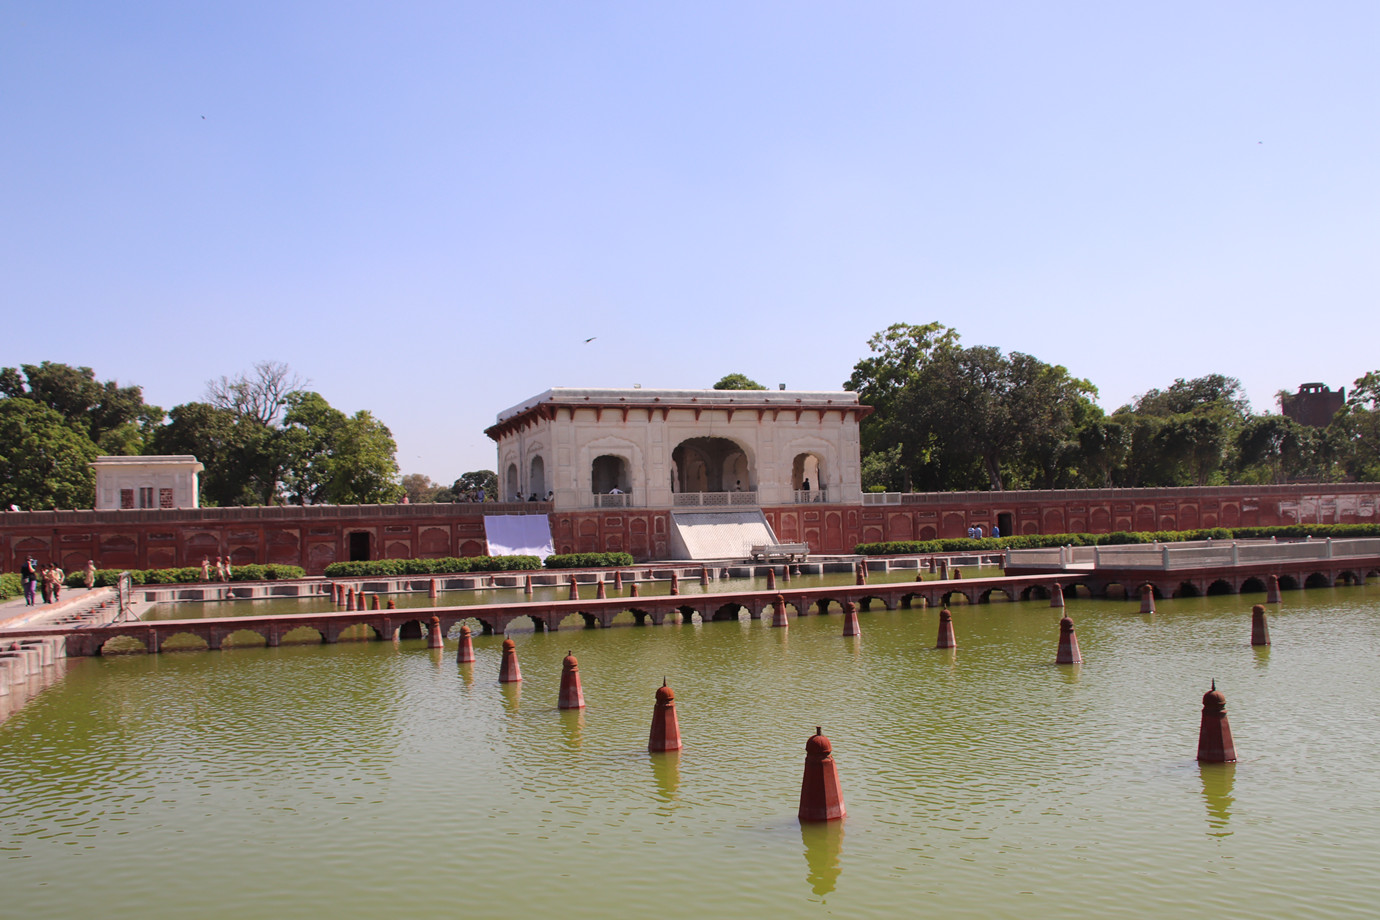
670,510,780,560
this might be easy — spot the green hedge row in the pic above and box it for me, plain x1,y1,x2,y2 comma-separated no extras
543,553,636,570
321,556,542,578
1227,524,1380,539
63,564,307,588
856,523,1380,555
0,572,20,601
858,529,1232,555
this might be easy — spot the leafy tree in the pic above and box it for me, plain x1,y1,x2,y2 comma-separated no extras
149,402,278,505
401,473,443,503
1003,351,1100,488
1075,418,1129,487
1332,370,1380,481
1114,373,1254,486
451,470,499,499
845,322,959,489
1235,415,1310,483
0,399,100,509
1133,374,1251,420
0,361,159,449
278,392,403,505
712,373,767,390
860,444,906,492
847,325,1097,491
1156,414,1228,486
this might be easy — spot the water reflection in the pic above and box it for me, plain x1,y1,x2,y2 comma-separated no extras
0,659,69,725
456,662,475,688
500,681,522,714
1253,644,1271,670
649,750,680,805
800,819,845,897
559,708,585,750
1199,762,1235,837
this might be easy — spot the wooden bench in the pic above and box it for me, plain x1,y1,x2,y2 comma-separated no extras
749,543,810,562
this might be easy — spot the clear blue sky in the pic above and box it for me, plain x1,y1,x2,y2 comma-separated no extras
4,2,1377,482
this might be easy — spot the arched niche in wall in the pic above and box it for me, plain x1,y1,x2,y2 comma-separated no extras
529,455,546,498
591,455,631,494
672,437,754,492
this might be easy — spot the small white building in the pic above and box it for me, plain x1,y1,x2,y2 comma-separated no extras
93,456,203,511
486,388,870,512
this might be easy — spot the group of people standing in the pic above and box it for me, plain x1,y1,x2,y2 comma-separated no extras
12,555,235,608
18,558,101,606
19,558,64,606
200,556,233,582
966,524,1000,539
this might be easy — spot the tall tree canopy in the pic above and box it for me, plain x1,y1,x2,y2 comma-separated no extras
712,373,767,390
0,399,101,510
0,362,158,508
277,392,403,505
452,470,498,498
1,359,407,509
149,402,280,506
1333,370,1380,481
846,324,1096,491
0,361,162,453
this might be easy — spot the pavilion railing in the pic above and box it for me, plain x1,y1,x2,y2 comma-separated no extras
673,491,758,507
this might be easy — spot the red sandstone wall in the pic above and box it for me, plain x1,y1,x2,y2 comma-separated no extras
0,504,538,575
2,486,1376,572
771,484,1379,554
551,510,672,560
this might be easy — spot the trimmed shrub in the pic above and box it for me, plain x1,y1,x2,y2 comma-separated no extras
1229,523,1380,539
228,564,307,582
64,564,305,588
65,569,145,588
0,572,20,601
857,527,1237,555
543,553,635,570
321,556,542,578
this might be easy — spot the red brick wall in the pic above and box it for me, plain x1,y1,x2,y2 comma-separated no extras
0,504,537,575
829,484,1379,552
550,510,671,560
2,485,1376,573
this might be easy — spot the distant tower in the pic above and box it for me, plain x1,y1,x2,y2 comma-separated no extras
1280,383,1345,428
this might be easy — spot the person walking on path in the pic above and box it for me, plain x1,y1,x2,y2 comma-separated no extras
39,564,52,604
201,557,211,582
225,557,233,581
20,556,38,606
47,564,64,603
84,560,97,589
215,556,227,582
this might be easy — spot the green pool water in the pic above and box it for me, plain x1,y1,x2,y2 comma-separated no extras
2,584,1377,919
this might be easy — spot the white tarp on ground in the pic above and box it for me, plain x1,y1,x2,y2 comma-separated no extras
484,515,555,560
670,511,779,560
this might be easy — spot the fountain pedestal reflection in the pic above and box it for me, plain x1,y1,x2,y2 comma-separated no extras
650,750,680,805
800,820,845,897
1199,762,1236,837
